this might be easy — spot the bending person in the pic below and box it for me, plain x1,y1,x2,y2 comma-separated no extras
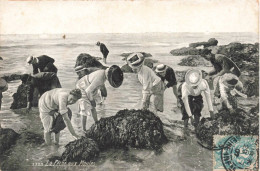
178,69,214,132
26,55,58,74
76,65,123,133
127,53,164,113
39,88,82,145
20,72,61,111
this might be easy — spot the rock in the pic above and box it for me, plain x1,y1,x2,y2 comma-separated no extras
120,52,152,60
74,53,107,69
10,84,38,109
49,137,100,163
1,74,21,82
86,109,168,150
16,131,44,145
196,108,259,149
0,128,19,155
170,47,202,56
178,55,212,67
189,38,218,48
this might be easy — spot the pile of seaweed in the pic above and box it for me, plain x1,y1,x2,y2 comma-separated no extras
196,107,259,149
86,109,168,150
50,109,168,163
49,137,100,163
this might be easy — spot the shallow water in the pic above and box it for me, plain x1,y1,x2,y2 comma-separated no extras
0,33,258,170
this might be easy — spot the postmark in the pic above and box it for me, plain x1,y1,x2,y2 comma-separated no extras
213,135,258,171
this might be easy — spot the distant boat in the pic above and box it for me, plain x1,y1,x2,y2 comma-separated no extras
63,34,66,39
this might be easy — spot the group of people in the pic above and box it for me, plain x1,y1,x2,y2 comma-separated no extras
126,50,245,138
0,40,245,144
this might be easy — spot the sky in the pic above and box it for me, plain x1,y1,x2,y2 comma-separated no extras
0,0,259,34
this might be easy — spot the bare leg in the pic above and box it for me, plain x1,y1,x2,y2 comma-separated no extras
82,115,87,132
44,132,52,145
54,132,60,145
91,108,98,122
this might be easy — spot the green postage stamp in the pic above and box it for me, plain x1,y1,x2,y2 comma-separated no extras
213,135,258,171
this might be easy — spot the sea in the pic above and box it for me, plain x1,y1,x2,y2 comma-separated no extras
0,32,258,170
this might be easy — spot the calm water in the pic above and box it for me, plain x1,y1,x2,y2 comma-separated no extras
0,33,258,171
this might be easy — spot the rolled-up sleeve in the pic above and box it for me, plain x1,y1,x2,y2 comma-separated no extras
58,94,68,115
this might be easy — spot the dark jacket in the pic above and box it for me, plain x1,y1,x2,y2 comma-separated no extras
25,72,61,103
156,66,177,88
209,54,241,77
33,55,57,74
100,43,109,57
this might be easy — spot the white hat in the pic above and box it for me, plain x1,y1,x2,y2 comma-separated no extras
127,53,144,68
185,69,202,86
155,64,167,73
26,56,33,64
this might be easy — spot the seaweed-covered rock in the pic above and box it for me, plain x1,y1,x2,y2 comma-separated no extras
0,128,19,155
1,74,21,82
196,108,259,149
120,52,152,60
175,70,186,82
74,53,107,69
10,84,38,109
86,109,168,150
49,137,100,163
189,38,218,48
17,131,44,145
178,55,212,67
170,47,202,56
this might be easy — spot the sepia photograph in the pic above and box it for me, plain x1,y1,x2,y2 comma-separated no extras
0,0,259,170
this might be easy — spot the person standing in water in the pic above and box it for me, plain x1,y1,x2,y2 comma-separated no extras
39,88,82,145
96,41,109,64
127,53,164,113
154,64,179,108
178,69,214,137
76,65,123,133
26,55,58,74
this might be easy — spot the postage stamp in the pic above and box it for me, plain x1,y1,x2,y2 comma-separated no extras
213,135,259,171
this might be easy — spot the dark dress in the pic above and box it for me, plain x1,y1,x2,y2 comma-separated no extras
156,66,177,88
100,43,109,58
26,72,61,104
32,55,57,74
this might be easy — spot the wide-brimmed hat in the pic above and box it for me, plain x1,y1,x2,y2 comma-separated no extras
185,69,202,86
0,78,8,92
127,53,144,68
26,56,34,64
75,66,87,73
155,64,167,73
107,65,124,88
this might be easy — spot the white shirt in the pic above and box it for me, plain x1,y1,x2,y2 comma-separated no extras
182,79,213,116
137,65,161,94
76,70,106,101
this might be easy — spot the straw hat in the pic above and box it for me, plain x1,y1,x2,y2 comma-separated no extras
155,64,167,73
127,53,144,68
107,65,124,88
185,69,202,86
0,78,8,92
75,66,87,73
26,56,34,64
